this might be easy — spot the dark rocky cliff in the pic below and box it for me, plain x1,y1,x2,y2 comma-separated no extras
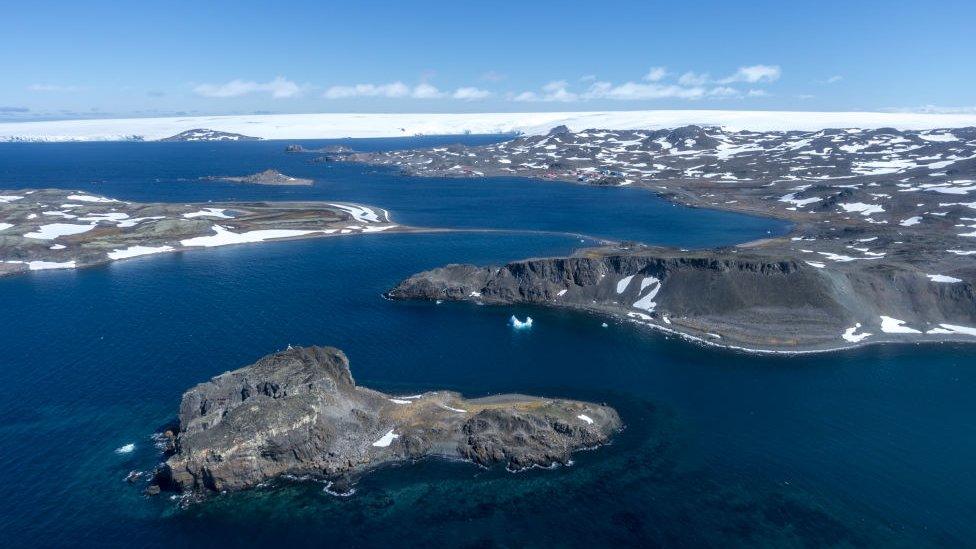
388,246,976,352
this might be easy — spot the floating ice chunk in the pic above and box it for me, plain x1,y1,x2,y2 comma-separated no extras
371,429,399,447
183,208,232,219
842,323,872,343
927,274,962,283
509,315,533,329
67,194,117,203
601,322,609,328
804,261,826,268
879,315,922,334
115,443,135,454
0,223,12,231
24,223,96,240
179,225,321,247
616,275,634,294
948,250,976,255
0,195,25,203
577,414,594,425
107,245,175,260
49,244,66,250
389,399,412,404
556,289,567,297
899,216,922,227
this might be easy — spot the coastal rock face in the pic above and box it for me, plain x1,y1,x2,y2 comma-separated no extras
154,346,621,494
388,245,976,352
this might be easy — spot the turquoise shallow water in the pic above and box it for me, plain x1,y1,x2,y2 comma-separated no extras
1,139,975,547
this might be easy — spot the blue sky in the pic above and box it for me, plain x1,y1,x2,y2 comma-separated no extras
2,0,974,120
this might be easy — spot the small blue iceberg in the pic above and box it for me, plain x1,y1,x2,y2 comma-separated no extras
509,315,534,329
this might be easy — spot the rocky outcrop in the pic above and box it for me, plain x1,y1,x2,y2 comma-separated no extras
152,346,621,495
159,129,259,142
388,245,976,352
204,169,313,186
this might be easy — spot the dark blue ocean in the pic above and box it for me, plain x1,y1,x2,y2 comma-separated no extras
1,137,974,547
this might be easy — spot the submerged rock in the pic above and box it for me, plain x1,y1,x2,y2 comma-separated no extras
152,346,620,495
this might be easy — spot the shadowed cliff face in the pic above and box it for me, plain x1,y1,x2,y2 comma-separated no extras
154,346,621,495
387,246,976,352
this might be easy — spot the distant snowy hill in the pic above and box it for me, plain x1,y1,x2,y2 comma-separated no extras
3,111,976,142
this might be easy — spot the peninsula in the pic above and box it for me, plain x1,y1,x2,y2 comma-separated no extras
151,346,621,496
0,189,404,276
345,125,976,353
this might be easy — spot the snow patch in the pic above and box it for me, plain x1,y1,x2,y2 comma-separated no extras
879,315,922,334
371,430,399,447
107,245,174,260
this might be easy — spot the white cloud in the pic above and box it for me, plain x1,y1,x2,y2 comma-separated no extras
643,67,668,82
411,83,443,99
322,82,450,100
452,87,492,100
747,89,769,97
817,75,843,84
514,81,579,102
480,70,506,82
678,72,709,86
719,65,781,84
323,82,410,99
583,81,705,100
194,77,302,98
28,84,85,92
707,86,740,97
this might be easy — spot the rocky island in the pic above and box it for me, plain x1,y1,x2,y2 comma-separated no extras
203,168,314,186
0,189,404,276
344,125,976,352
151,346,621,496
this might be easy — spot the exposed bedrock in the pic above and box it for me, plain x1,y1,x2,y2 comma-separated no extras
153,346,621,495
387,246,976,352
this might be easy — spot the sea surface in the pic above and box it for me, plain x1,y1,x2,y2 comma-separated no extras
1,137,974,547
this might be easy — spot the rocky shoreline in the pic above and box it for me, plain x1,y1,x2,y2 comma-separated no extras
0,189,406,276
340,125,976,353
150,346,621,496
